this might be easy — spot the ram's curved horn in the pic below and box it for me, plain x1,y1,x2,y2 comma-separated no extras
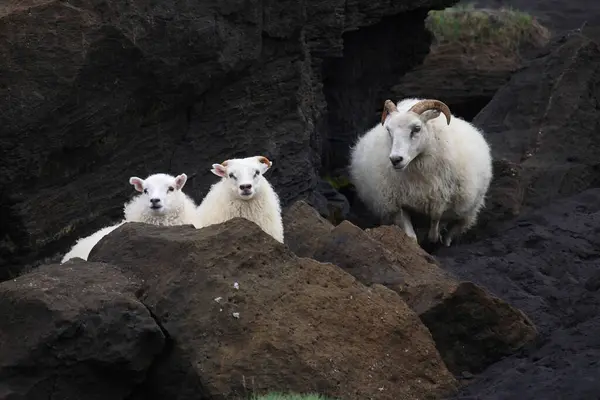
380,99,398,125
408,99,452,125
220,160,229,167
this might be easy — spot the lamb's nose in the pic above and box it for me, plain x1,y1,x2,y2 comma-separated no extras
389,156,404,166
150,198,160,204
239,184,252,190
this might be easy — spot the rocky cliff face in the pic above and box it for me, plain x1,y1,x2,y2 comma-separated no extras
0,0,457,278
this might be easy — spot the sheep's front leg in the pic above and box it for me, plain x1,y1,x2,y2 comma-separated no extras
393,209,417,241
427,217,441,244
442,213,476,247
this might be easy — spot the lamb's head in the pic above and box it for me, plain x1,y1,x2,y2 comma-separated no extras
129,173,188,215
211,155,272,200
380,99,452,170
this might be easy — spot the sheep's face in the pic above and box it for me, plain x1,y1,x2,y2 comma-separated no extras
129,173,188,214
383,110,440,170
211,156,272,201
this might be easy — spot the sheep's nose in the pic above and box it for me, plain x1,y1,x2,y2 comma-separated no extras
389,156,404,166
150,198,161,204
239,184,252,190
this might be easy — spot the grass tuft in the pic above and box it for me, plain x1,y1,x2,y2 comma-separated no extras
251,393,337,400
425,3,550,55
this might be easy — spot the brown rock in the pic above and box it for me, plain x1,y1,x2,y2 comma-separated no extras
0,261,164,400
420,281,537,375
282,200,334,258
310,221,537,375
90,219,458,400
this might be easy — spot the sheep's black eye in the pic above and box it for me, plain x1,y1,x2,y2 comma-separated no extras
410,125,421,139
143,189,148,194
254,170,260,177
229,173,236,180
168,186,174,192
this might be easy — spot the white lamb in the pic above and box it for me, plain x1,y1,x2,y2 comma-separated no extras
349,98,493,247
195,155,284,243
61,172,199,263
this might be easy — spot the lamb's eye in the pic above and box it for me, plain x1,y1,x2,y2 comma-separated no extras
254,170,260,177
229,173,236,180
143,189,148,194
167,186,174,192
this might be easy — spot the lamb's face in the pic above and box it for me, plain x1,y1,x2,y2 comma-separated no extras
383,111,438,170
129,173,188,214
211,156,272,201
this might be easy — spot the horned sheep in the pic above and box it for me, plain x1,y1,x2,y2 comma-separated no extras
61,172,199,263
348,98,493,247
195,155,284,243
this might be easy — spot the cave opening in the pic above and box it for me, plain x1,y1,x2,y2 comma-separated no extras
320,9,434,174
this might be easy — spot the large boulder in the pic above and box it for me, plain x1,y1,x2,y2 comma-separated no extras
296,219,537,376
0,0,458,281
437,188,600,398
0,261,164,400
468,32,600,238
89,219,458,400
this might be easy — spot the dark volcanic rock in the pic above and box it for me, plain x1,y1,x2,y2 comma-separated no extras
437,188,600,399
0,0,458,281
307,220,537,375
391,47,518,121
0,261,164,400
90,219,458,400
468,33,600,238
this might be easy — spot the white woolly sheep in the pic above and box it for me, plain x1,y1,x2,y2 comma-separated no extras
195,155,284,243
61,172,199,263
348,98,493,247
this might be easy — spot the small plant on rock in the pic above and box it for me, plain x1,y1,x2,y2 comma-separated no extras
425,3,550,58
252,393,337,400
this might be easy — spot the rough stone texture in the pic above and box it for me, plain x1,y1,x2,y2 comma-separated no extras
307,221,537,375
282,200,334,258
466,33,600,239
0,261,164,400
89,219,458,400
0,0,458,281
390,48,518,121
438,188,600,399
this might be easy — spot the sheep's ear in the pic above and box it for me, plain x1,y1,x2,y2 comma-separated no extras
420,109,441,123
174,173,187,190
211,164,227,178
129,177,144,192
256,156,272,173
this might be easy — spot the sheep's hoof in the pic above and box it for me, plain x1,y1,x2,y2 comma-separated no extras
427,231,440,244
442,235,452,247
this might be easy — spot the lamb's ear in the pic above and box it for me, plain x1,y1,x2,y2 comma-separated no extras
129,177,144,192
174,173,187,190
211,164,228,178
256,156,272,173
